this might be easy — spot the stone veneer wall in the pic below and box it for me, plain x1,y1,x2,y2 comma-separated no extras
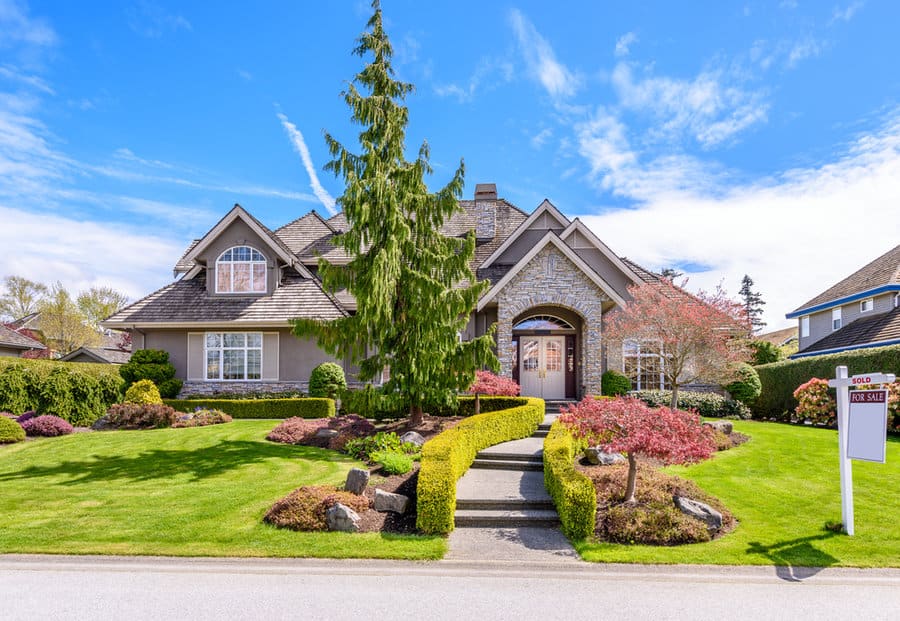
179,381,308,397
495,245,610,396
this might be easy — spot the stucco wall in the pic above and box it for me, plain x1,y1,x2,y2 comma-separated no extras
195,219,280,295
0,346,22,358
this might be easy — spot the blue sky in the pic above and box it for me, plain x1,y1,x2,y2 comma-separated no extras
2,0,899,330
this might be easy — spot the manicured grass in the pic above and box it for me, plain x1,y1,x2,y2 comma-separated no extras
0,421,445,559
575,421,900,567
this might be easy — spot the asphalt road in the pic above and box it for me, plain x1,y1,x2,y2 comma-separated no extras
3,555,900,621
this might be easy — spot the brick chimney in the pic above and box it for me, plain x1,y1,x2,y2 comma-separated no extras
474,183,497,240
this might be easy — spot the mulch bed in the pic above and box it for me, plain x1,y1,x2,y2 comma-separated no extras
356,464,422,534
375,413,464,441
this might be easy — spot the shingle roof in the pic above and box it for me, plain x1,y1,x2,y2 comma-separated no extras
59,347,132,364
275,210,334,255
619,258,664,284
104,271,346,325
757,326,798,346
793,244,900,314
174,240,200,273
0,325,46,350
326,212,348,232
801,307,900,354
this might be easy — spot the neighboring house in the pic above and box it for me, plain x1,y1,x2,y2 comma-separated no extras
0,325,47,358
104,184,667,399
786,244,900,358
57,329,134,364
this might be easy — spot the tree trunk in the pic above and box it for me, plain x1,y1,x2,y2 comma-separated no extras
409,403,424,428
623,453,638,504
474,393,481,416
670,383,679,410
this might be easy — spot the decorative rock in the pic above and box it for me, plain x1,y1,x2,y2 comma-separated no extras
91,415,114,431
703,420,733,435
325,503,361,532
400,431,426,446
344,467,370,495
374,489,410,514
673,496,723,530
314,428,340,440
584,447,626,466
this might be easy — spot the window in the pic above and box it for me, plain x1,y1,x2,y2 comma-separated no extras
800,316,810,338
832,308,842,331
205,332,262,381
622,340,667,391
860,298,874,313
215,246,267,293
894,293,899,309
513,315,574,331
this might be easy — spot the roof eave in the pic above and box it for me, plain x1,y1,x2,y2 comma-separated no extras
786,284,900,318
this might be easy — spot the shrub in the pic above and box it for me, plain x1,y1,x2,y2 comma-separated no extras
124,379,163,405
266,417,330,444
0,363,32,415
601,370,632,396
793,378,836,425
371,450,414,475
469,370,520,396
171,408,232,428
177,390,305,400
343,431,417,461
632,389,751,419
157,378,183,399
340,384,405,420
164,398,334,419
21,415,74,437
308,362,347,399
543,420,596,540
263,485,371,531
754,343,900,420
430,396,529,417
119,349,178,396
750,340,783,365
725,363,762,405
0,415,25,443
416,397,544,534
16,410,38,423
104,403,176,429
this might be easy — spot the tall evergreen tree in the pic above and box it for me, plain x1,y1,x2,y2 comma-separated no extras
293,0,497,426
739,274,766,334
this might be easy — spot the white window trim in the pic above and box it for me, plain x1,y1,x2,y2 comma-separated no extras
215,245,267,295
800,316,810,338
860,298,874,313
204,331,263,381
894,293,899,309
832,308,842,332
622,340,667,391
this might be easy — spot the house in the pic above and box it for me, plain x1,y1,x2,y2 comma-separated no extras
103,184,667,399
786,244,900,358
0,324,46,358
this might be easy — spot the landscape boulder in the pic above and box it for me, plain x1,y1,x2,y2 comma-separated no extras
399,431,426,447
91,415,114,431
344,467,370,495
584,447,626,466
673,495,723,530
314,428,340,440
703,420,733,435
325,503,361,533
374,489,409,514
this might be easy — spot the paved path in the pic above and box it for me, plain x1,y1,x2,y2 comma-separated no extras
3,555,900,621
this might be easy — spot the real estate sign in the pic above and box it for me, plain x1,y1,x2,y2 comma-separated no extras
847,389,888,463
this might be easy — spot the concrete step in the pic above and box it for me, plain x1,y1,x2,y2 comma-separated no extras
533,431,548,438
456,498,556,511
475,451,542,461
454,509,560,528
470,458,543,471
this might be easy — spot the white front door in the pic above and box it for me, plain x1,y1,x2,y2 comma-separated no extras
519,336,566,399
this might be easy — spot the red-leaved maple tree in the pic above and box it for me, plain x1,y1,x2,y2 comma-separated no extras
560,396,716,504
469,370,519,414
605,279,749,409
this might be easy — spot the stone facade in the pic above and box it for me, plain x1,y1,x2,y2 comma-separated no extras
179,381,308,397
495,246,610,396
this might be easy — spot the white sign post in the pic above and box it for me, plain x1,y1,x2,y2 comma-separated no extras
828,366,895,536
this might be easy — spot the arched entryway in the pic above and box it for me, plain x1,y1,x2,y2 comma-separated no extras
512,306,581,400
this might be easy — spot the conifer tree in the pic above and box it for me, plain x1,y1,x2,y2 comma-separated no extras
739,274,766,334
293,0,497,426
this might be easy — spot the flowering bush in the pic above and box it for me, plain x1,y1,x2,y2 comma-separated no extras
470,370,520,396
560,396,716,503
171,408,233,428
15,410,38,423
263,485,371,531
889,382,900,431
793,378,835,425
21,415,74,437
103,403,176,429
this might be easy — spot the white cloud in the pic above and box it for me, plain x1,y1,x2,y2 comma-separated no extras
277,112,337,215
0,64,54,94
579,111,900,330
831,2,864,23
433,57,514,103
0,0,57,49
530,127,553,149
610,62,769,147
237,68,253,81
614,32,638,58
127,1,192,38
787,37,823,67
509,9,580,99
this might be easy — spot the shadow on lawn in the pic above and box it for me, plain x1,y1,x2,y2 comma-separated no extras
0,441,350,485
746,531,840,582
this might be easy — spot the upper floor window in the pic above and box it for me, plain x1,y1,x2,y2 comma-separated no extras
800,316,810,338
832,307,842,331
216,246,266,293
894,293,899,309
860,298,874,313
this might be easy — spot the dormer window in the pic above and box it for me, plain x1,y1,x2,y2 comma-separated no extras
216,246,266,293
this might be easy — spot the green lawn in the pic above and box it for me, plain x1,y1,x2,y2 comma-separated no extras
576,421,900,567
0,421,445,559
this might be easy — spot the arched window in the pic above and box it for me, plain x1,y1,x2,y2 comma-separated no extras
216,246,267,293
514,315,574,331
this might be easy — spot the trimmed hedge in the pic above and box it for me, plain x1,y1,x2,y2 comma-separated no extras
416,397,544,534
543,420,596,540
0,415,25,444
601,370,632,396
632,389,751,419
163,397,335,419
754,344,900,420
0,359,123,426
440,396,528,417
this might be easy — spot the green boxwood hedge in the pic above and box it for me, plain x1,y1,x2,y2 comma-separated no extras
543,420,596,540
754,344,900,420
163,397,335,419
416,397,545,534
0,415,26,444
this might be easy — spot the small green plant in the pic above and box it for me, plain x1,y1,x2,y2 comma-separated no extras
0,415,25,443
725,363,762,405
124,379,163,405
601,370,632,396
371,450,414,474
308,362,347,399
343,431,418,461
